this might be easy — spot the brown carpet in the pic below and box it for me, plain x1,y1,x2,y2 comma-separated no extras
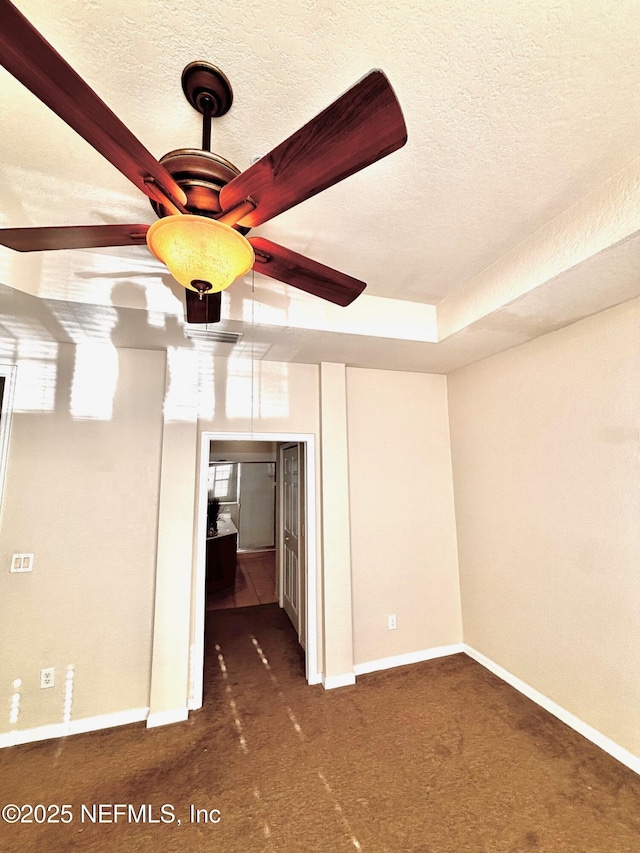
1,603,639,852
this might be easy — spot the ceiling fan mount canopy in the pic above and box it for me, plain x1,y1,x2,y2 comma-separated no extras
181,61,233,119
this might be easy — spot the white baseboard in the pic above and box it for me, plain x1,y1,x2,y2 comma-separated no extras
0,707,149,749
354,643,465,676
322,672,356,690
146,707,189,728
465,646,640,776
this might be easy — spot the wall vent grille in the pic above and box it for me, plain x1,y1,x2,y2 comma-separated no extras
184,327,243,344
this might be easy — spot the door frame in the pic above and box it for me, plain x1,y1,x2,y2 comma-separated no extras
190,430,319,710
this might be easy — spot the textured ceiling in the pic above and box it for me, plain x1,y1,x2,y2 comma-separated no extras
1,0,640,372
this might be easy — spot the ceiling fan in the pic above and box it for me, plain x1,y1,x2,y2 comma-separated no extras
0,0,407,325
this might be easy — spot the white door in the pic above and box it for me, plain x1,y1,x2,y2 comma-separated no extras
281,443,304,640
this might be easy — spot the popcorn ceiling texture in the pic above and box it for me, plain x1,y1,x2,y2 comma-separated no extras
2,0,640,370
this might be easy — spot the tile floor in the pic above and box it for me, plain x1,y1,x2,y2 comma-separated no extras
207,549,277,610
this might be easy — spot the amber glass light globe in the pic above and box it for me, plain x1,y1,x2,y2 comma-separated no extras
146,214,254,293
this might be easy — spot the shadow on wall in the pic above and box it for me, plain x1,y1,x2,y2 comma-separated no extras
0,281,292,425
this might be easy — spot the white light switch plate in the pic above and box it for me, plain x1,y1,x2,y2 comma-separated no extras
10,553,34,573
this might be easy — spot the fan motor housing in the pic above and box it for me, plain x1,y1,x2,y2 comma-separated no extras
150,148,250,234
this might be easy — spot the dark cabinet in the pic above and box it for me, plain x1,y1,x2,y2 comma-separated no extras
206,521,237,594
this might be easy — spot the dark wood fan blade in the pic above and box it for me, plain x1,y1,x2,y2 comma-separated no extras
219,70,407,228
249,237,365,306
0,0,186,211
185,290,222,324
0,224,150,251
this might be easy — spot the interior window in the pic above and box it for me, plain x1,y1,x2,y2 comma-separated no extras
208,462,239,503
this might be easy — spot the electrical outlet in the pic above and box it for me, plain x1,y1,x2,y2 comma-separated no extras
40,667,55,689
388,614,397,630
10,553,34,573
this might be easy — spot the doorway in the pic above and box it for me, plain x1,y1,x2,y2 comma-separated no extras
208,446,278,610
190,431,319,709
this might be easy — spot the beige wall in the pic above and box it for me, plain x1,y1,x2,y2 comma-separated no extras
347,368,462,665
320,362,355,682
448,297,640,756
196,357,319,436
148,403,199,722
0,344,165,733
